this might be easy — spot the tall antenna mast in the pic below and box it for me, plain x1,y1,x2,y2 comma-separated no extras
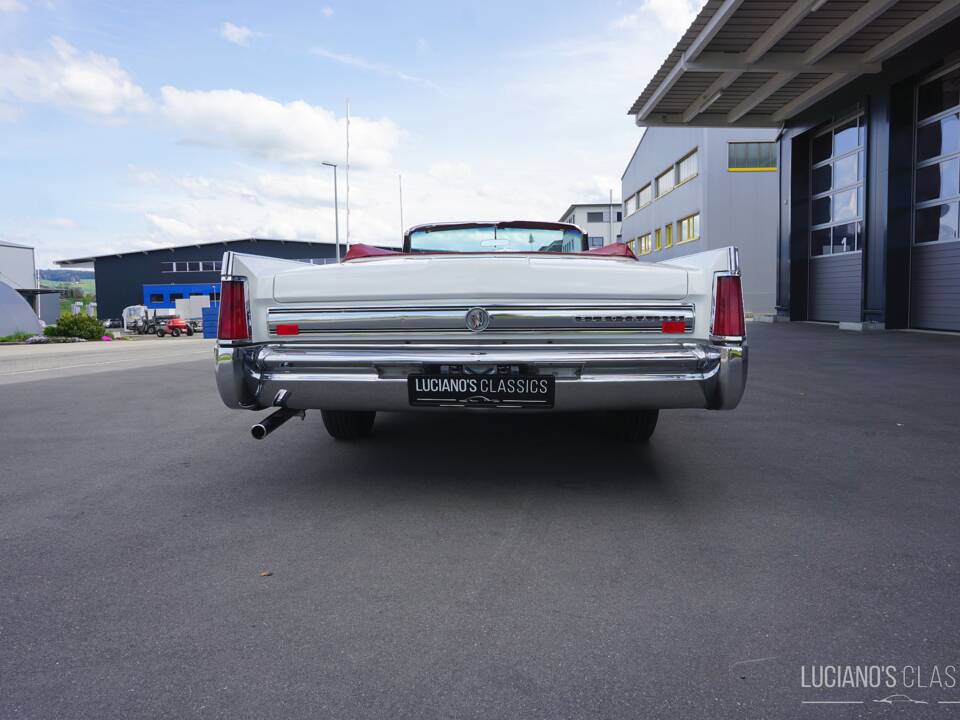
345,98,351,248
398,173,404,242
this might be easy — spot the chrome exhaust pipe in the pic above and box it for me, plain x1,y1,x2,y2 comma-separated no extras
251,407,305,440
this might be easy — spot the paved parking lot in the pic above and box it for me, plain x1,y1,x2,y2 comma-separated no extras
2,322,959,718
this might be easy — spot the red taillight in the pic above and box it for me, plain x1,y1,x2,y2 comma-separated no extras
218,279,249,341
661,320,685,334
276,324,299,336
713,275,745,338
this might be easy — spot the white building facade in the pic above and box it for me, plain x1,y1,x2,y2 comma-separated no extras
621,126,779,314
559,203,623,248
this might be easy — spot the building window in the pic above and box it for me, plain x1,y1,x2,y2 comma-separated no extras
616,211,622,222
637,184,651,208
810,115,865,256
678,213,700,243
915,66,960,245
625,195,637,215
654,228,662,251
588,236,604,248
678,150,698,183
636,233,652,255
586,211,604,223
161,259,222,273
149,293,164,303
169,293,183,301
728,142,777,171
655,168,675,197
665,223,673,248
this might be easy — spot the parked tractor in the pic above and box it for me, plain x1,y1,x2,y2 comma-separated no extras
156,317,195,337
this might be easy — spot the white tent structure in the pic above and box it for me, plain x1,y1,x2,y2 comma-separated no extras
0,280,41,337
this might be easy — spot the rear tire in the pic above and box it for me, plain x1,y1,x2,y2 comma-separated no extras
321,410,376,440
156,329,165,337
171,328,181,337
603,409,659,442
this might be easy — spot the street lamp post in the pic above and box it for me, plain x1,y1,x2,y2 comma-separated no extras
322,161,340,262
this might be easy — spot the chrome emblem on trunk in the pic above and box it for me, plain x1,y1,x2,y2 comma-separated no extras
465,307,490,332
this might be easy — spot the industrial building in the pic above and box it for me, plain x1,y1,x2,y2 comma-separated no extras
620,126,780,313
58,238,340,321
629,0,960,332
558,203,623,247
0,239,59,329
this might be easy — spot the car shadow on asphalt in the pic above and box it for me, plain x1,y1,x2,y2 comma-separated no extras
284,411,688,509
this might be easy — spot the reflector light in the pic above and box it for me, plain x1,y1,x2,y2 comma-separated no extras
218,279,249,341
276,324,299,336
713,275,745,338
661,320,685,334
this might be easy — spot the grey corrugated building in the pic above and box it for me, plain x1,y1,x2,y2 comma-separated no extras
620,126,779,313
628,0,960,332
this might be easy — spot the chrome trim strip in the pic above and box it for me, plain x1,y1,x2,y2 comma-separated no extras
266,304,695,334
255,343,711,369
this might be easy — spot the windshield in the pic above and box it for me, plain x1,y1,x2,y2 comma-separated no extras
407,224,585,254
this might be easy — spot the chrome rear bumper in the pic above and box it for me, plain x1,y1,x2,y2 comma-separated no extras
215,341,747,412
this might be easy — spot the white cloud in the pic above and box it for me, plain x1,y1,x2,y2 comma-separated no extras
145,213,206,239
159,86,400,168
613,0,705,34
45,217,77,228
0,37,152,116
310,47,438,90
321,6,334,17
428,161,472,181
0,0,25,12
219,22,257,46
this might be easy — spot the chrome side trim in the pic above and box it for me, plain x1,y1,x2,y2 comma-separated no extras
266,304,695,335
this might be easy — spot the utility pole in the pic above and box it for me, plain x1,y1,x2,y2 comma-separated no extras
345,98,350,250
322,162,340,261
398,173,404,243
609,188,614,245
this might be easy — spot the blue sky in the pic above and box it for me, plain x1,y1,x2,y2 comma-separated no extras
0,0,702,266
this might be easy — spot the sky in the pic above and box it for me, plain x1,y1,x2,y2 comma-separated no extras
0,0,705,267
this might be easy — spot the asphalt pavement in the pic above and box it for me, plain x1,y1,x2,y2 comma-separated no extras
2,322,959,719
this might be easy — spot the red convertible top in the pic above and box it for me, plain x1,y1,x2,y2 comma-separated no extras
343,242,637,262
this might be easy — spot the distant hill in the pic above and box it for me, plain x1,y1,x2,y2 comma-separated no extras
39,269,95,283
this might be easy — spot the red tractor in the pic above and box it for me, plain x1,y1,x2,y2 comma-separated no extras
156,316,194,337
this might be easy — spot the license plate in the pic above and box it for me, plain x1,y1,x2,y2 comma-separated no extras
408,373,555,408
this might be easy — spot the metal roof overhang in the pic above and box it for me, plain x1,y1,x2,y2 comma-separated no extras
629,0,960,128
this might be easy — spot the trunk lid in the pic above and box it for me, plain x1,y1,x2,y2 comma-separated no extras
272,254,689,303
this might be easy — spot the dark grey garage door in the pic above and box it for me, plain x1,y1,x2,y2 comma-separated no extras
808,116,865,323
809,254,863,323
911,65,960,332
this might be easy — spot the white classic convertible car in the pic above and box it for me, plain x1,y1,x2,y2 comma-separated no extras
215,221,747,441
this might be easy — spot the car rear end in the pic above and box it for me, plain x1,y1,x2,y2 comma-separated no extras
214,247,747,423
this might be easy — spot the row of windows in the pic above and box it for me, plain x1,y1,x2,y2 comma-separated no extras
915,67,960,246
160,257,336,273
623,149,699,217
161,260,223,273
810,115,865,256
585,210,622,223
148,291,221,303
626,213,700,256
